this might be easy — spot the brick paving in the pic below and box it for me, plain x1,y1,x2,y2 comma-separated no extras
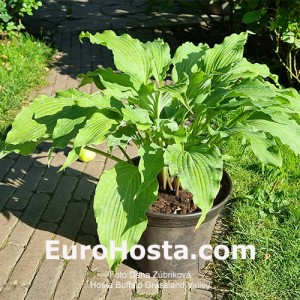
0,1,226,299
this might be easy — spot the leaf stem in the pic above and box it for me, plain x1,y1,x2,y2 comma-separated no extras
174,176,180,196
118,145,134,165
69,142,124,163
160,166,169,191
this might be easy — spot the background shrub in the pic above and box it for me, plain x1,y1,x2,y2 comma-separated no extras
0,0,42,34
233,0,300,87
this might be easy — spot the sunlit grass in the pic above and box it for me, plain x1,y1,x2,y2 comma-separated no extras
0,33,53,138
214,138,300,299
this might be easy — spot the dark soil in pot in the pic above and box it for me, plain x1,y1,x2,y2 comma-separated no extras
150,177,229,214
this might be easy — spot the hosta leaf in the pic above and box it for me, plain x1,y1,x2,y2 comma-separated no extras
203,87,231,107
171,42,209,82
201,32,248,74
154,119,187,143
146,39,171,82
74,93,111,108
229,78,276,107
241,130,282,166
160,79,191,112
3,95,78,155
275,88,300,115
223,58,270,82
52,106,96,149
107,125,137,149
164,144,223,229
80,31,152,84
77,70,102,88
79,67,139,93
136,143,164,197
55,88,85,98
246,112,300,155
186,71,211,103
60,111,117,170
122,106,152,130
93,162,158,270
139,88,172,119
5,95,74,146
4,91,117,156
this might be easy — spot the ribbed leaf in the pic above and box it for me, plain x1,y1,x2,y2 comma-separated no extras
223,58,270,82
242,130,282,167
52,106,96,149
203,87,231,107
79,67,139,93
80,31,172,86
4,91,115,156
107,125,137,149
171,42,209,82
154,119,187,143
165,144,223,228
5,96,74,146
80,31,152,84
201,32,248,74
94,162,158,270
246,112,300,155
55,88,85,99
136,143,164,197
122,106,152,130
4,95,79,155
60,111,117,170
139,88,172,119
160,79,192,112
275,88,300,115
146,39,171,82
186,71,211,103
229,78,276,107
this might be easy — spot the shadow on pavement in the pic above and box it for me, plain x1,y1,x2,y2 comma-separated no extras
0,141,137,270
22,0,228,79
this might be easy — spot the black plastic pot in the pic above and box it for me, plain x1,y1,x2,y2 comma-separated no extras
134,170,233,277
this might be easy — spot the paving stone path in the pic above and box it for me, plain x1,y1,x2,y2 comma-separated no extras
0,1,227,299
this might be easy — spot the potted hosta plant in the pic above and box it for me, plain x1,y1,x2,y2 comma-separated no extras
1,30,300,276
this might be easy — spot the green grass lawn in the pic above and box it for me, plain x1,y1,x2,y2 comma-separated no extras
214,138,300,299
0,34,53,138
